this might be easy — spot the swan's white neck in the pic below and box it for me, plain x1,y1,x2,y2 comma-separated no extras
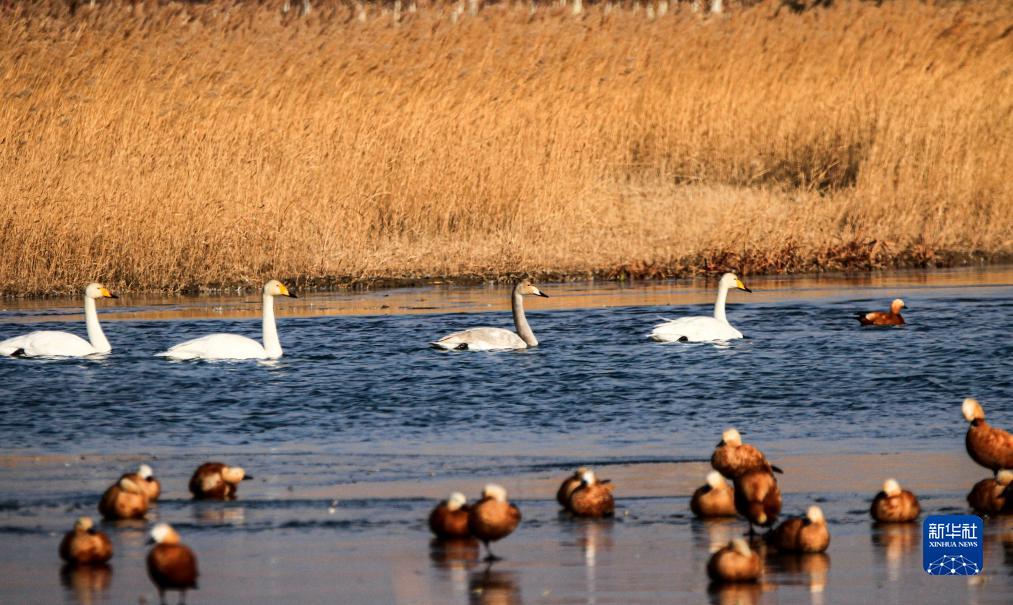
713,282,730,323
84,296,111,353
512,288,537,347
262,293,282,358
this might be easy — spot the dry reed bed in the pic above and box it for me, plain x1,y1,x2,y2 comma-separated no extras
1,1,1010,295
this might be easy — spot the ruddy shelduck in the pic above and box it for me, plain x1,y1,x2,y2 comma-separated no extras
707,538,763,583
429,492,472,540
556,467,588,508
467,484,521,561
690,471,737,518
963,398,1013,476
856,299,906,326
711,428,782,479
121,464,161,501
147,523,198,605
733,469,782,535
871,479,920,523
188,462,250,500
98,476,149,520
566,470,615,518
766,506,830,553
59,517,113,565
966,470,1011,516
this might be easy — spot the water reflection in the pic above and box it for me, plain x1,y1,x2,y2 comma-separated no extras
468,567,521,605
99,518,148,549
430,538,481,598
193,505,247,525
707,581,762,605
773,553,830,605
690,518,740,554
59,564,111,605
871,523,919,582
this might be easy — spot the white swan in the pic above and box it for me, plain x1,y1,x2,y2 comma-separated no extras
431,279,548,351
0,283,118,357
157,280,297,360
650,273,751,342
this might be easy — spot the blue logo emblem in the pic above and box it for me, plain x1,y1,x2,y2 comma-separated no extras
923,515,983,576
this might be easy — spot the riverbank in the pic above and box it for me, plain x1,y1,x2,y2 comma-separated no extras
2,1,1011,296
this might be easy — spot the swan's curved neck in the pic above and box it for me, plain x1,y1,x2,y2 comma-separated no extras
713,282,730,323
512,288,538,347
84,296,111,353
262,293,282,358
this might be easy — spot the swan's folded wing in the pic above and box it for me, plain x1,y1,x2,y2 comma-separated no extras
431,327,527,351
650,317,741,343
2,331,95,357
157,333,267,360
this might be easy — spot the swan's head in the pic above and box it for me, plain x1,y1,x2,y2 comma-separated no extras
222,466,247,484
720,273,752,293
482,483,508,503
147,522,180,545
137,464,154,479
580,470,597,486
891,298,906,313
706,471,726,490
883,478,902,497
74,516,94,532
730,538,752,557
719,428,742,447
517,279,548,298
806,506,825,524
997,470,1012,486
446,492,467,511
962,398,984,422
85,283,118,299
264,279,298,298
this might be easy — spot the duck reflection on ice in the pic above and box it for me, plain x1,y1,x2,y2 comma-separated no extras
469,566,521,605
193,504,246,524
871,522,918,583
707,581,762,605
429,538,481,598
60,563,112,605
691,517,740,554
773,553,830,605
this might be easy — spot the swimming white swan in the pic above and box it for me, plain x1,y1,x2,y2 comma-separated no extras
157,280,297,360
650,273,751,343
0,283,118,357
431,279,548,351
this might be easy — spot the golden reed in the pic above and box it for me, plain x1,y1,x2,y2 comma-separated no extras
1,1,1010,295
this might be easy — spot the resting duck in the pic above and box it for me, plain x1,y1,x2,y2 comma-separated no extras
733,469,781,535
147,523,199,605
467,484,521,561
856,298,906,326
189,462,250,500
707,539,763,583
962,398,1013,476
59,517,113,565
690,471,737,518
766,506,830,553
98,476,149,520
121,464,161,501
556,467,588,508
428,492,472,540
711,428,782,479
966,470,1011,516
566,470,615,518
870,479,920,523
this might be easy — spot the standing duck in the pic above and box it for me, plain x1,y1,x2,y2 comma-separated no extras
962,398,1013,476
98,476,149,520
707,538,763,583
733,469,781,536
121,464,161,501
467,484,521,561
429,492,472,540
59,517,113,565
967,470,1011,516
147,523,199,605
691,471,737,518
870,479,920,523
711,428,782,479
566,470,615,518
189,462,250,500
856,299,906,326
766,506,830,553
556,467,588,508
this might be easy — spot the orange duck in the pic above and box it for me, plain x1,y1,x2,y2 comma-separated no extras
59,517,113,565
733,469,781,536
962,398,1013,476
188,462,249,500
711,428,782,479
566,470,615,518
966,470,1011,516
871,479,920,523
468,484,521,561
691,471,737,518
856,299,906,326
766,506,830,553
428,492,472,540
147,523,199,605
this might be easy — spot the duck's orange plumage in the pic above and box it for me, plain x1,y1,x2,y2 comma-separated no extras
566,471,614,518
707,539,763,583
428,493,472,540
857,298,906,326
962,399,1013,476
766,506,830,553
59,517,113,565
733,469,782,533
871,479,920,523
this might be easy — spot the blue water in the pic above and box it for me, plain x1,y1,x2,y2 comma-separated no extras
1,278,1010,458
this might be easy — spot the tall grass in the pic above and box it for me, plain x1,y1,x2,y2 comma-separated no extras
1,1,1010,295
